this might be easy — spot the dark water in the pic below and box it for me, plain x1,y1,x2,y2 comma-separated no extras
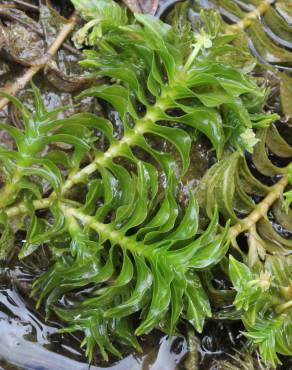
0,264,241,370
0,264,189,370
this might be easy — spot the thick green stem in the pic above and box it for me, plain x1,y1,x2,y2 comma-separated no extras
184,329,200,370
61,205,151,258
184,43,203,71
228,174,289,240
275,299,292,314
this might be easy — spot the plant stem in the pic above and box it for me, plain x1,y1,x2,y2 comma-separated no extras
12,0,38,10
275,299,292,314
61,205,150,257
6,197,52,217
184,43,203,71
225,0,274,34
5,95,165,216
184,329,200,370
228,174,289,240
0,12,78,110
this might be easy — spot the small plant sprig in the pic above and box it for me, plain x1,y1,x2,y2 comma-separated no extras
198,123,292,367
229,256,292,368
0,84,90,208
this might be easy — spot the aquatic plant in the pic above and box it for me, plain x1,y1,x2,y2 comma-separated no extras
197,123,292,367
0,0,291,367
229,256,292,368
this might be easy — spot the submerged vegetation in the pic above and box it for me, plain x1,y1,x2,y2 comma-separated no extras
0,0,291,368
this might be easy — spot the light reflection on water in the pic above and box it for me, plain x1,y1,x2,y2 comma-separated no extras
0,271,187,370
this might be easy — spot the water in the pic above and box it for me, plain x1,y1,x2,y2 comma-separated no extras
0,265,187,370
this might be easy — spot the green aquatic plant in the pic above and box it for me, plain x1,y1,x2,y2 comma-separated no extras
0,84,93,209
229,256,292,368
0,0,291,367
198,124,292,367
284,164,292,213
190,0,292,118
31,165,230,360
0,85,229,360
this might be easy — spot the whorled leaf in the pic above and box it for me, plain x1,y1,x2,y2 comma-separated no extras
74,3,277,159
71,0,128,47
0,84,94,208
229,255,292,368
28,162,229,360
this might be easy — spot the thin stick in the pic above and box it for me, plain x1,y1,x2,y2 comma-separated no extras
228,174,289,240
12,0,38,10
0,13,78,110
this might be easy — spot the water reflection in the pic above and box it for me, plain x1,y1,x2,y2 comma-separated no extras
0,273,187,370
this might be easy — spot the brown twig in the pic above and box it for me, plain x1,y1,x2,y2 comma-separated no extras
0,5,17,9
0,12,78,110
12,0,38,11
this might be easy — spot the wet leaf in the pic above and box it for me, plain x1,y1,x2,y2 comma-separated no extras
252,129,288,176
279,72,292,117
247,226,266,267
272,198,292,230
263,7,292,49
0,8,45,65
257,218,292,249
248,20,292,64
46,50,93,92
276,0,292,25
266,123,292,156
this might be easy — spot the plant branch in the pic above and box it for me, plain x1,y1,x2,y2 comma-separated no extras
228,174,289,240
225,0,274,34
61,204,150,257
5,95,164,216
12,0,38,11
184,329,200,370
275,299,292,314
0,12,78,110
